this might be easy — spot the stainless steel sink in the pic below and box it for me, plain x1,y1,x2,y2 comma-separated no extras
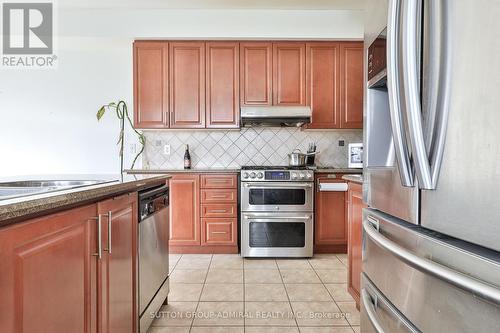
0,180,115,201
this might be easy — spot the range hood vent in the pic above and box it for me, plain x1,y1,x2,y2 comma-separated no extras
240,106,312,127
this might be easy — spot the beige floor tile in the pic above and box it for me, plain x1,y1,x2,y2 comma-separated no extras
280,269,322,284
169,269,207,284
285,284,332,302
245,269,283,284
206,269,243,284
337,302,360,326
190,327,244,333
308,258,346,270
181,254,213,260
336,254,348,266
351,326,360,333
291,302,349,327
210,257,243,269
276,259,312,270
298,327,354,333
193,302,244,326
245,301,296,326
246,327,300,332
169,254,182,264
325,284,355,302
168,283,203,301
150,302,197,327
315,269,348,284
244,259,278,270
175,258,211,270
147,326,191,333
200,284,244,301
245,284,289,302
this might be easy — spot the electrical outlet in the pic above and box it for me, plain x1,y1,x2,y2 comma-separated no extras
338,140,345,147
163,144,171,155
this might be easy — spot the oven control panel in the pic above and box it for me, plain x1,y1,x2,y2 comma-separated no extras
241,169,314,182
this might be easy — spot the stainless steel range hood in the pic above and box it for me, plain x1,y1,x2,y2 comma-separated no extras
240,106,312,127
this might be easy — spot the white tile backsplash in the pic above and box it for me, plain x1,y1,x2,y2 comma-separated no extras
142,128,363,169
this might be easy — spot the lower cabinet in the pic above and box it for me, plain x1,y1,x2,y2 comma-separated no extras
0,193,138,333
314,174,348,253
169,173,238,253
347,181,367,309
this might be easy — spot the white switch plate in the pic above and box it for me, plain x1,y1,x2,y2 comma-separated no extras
163,144,171,155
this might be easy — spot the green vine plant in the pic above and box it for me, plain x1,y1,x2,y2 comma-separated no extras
96,100,145,173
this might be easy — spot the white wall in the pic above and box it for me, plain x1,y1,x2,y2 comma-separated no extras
0,8,363,176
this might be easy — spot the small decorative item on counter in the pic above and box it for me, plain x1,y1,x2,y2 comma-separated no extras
184,145,191,169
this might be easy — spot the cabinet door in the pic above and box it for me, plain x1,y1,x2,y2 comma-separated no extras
0,205,98,333
206,42,240,128
273,42,306,106
314,176,347,247
348,182,366,308
98,193,138,333
201,218,237,246
169,174,201,246
133,41,169,129
340,42,364,129
240,42,273,106
169,42,206,128
306,42,341,128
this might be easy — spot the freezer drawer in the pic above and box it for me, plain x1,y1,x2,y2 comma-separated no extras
362,208,500,333
361,274,419,333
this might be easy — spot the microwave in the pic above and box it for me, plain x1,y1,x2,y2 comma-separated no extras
367,27,387,88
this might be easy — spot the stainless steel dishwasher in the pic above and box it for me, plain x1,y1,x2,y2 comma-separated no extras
138,184,169,332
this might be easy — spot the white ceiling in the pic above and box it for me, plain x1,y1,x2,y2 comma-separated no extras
59,0,366,10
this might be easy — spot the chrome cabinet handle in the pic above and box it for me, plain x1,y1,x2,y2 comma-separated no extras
361,289,386,333
210,195,230,199
387,0,414,187
104,211,112,254
363,217,500,306
92,215,102,259
210,209,228,213
211,231,228,234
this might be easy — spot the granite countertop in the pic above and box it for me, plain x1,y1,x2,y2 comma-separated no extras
125,168,241,174
342,174,364,184
312,167,363,174
0,174,171,226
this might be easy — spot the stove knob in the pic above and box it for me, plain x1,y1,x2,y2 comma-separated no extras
250,172,256,179
257,172,264,179
243,172,249,179
299,173,305,179
306,173,312,179
291,172,298,179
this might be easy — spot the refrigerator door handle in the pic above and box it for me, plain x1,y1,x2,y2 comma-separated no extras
387,0,414,187
363,218,500,306
403,0,450,190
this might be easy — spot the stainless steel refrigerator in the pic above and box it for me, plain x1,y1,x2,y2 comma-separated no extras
362,0,500,332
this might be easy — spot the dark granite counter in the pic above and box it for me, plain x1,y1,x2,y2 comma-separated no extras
125,168,240,174
342,174,363,184
0,174,171,226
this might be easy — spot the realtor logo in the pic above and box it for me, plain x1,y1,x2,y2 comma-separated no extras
3,3,53,54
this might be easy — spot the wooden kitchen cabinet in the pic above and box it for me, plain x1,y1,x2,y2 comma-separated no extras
169,174,201,246
314,174,348,253
340,42,364,129
347,181,367,309
240,42,273,106
133,41,169,128
169,42,206,128
97,193,138,333
306,42,341,128
0,205,98,333
273,42,306,106
206,42,240,128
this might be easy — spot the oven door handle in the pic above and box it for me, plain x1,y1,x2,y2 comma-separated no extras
244,183,313,188
243,214,312,220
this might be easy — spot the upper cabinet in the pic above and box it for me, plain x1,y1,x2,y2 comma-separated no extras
306,42,341,128
340,42,364,129
240,42,273,106
206,42,240,128
133,41,169,128
273,42,306,106
169,42,206,128
133,40,363,130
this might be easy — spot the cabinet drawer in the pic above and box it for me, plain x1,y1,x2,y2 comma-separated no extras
201,203,237,218
201,218,237,246
201,174,237,188
201,189,237,203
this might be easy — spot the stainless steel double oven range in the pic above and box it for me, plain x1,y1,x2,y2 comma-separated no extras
240,166,314,258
